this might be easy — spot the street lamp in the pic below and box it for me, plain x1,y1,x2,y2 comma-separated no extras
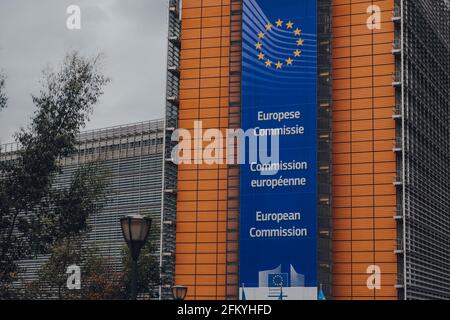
120,214,152,300
172,285,188,300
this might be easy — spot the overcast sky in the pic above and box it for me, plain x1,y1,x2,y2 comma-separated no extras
0,0,169,143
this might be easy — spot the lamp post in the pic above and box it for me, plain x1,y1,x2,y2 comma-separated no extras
120,214,152,300
172,285,188,300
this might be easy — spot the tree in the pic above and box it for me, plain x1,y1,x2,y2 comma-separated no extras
24,237,125,300
0,73,6,110
24,237,85,300
21,231,160,300
122,239,161,299
0,52,110,297
80,250,125,300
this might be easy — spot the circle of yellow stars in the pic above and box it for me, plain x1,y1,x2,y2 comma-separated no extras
255,19,304,70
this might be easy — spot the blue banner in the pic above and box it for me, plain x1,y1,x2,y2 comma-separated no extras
239,0,317,300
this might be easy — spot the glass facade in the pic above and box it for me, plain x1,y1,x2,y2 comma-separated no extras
1,120,166,299
398,0,450,300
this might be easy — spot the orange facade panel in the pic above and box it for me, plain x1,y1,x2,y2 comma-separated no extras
332,0,398,300
175,0,235,300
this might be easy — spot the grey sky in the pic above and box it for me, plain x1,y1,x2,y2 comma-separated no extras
0,0,169,143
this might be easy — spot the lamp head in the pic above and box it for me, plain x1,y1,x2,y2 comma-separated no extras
172,285,188,300
120,214,152,260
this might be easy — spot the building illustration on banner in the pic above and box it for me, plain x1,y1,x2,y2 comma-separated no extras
240,264,317,300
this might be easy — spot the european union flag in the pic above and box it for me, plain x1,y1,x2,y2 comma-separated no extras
268,273,289,288
318,285,326,300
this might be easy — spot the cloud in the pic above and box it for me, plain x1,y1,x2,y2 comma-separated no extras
0,0,168,143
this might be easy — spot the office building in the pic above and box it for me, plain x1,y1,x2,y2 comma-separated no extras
1,120,170,299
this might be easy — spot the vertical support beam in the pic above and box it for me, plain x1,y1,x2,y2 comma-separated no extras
225,0,242,301
317,0,333,299
161,0,181,300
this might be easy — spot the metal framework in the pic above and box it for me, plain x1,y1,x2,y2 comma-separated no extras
225,0,243,300
394,0,450,300
160,0,181,300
